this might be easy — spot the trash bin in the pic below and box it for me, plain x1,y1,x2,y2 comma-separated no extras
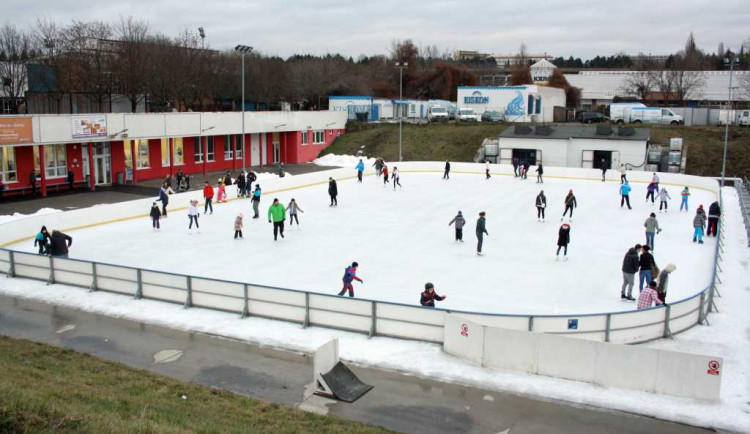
117,172,124,184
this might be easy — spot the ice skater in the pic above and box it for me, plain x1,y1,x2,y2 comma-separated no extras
286,198,304,225
251,184,262,218
150,202,161,230
522,160,530,179
268,198,286,241
619,164,627,184
203,181,214,214
646,181,657,204
512,158,519,178
621,244,641,301
443,160,450,180
680,186,690,211
535,162,544,183
561,189,577,221
392,166,401,189
188,199,200,231
246,171,257,197
652,173,660,191
34,226,50,254
49,230,72,258
638,245,655,291
236,172,246,198
644,212,661,251
420,282,446,308
158,182,174,217
556,223,570,261
620,181,632,209
637,281,664,310
217,178,228,203
476,211,488,256
485,160,491,179
382,165,389,186
707,201,721,237
328,177,338,206
693,205,706,244
656,263,676,303
356,159,365,183
448,211,465,242
536,190,547,222
234,213,244,239
600,158,607,181
657,188,671,212
338,261,363,297
373,157,384,177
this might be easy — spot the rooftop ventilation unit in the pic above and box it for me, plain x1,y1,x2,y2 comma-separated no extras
514,125,533,135
618,127,636,137
535,126,553,136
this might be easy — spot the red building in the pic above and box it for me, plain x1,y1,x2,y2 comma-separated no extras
0,111,347,196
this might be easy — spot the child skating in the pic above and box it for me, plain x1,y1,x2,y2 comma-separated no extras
338,261,363,297
448,211,466,242
392,166,401,189
382,165,389,186
188,199,200,232
286,198,304,225
150,202,161,230
234,213,244,239
657,188,671,212
536,190,547,222
680,187,690,211
556,223,571,261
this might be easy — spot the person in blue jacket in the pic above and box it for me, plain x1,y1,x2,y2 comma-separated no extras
158,182,174,217
356,159,365,183
337,262,363,297
34,226,50,254
620,181,632,209
251,184,262,218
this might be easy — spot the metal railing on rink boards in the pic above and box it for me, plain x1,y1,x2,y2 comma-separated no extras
0,192,725,346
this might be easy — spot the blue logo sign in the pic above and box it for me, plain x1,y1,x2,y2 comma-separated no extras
464,90,489,105
567,319,578,330
505,92,525,116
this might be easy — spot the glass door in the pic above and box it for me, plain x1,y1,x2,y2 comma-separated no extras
93,143,111,185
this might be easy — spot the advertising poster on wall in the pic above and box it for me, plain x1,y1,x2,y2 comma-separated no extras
0,117,33,145
72,115,107,139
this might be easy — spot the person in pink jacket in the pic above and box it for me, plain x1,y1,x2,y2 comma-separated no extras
637,281,664,309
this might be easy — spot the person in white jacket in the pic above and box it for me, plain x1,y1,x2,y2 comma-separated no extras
657,188,671,212
188,199,200,231
485,161,491,179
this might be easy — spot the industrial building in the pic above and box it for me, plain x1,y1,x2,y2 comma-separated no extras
457,85,566,123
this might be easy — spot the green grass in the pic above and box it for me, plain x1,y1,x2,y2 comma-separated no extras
326,122,750,179
0,336,392,434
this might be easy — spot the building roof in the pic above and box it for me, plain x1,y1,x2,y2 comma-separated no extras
530,59,557,70
499,125,650,141
564,70,750,102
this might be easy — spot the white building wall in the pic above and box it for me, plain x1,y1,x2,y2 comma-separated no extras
498,137,647,170
457,86,565,122
497,137,568,167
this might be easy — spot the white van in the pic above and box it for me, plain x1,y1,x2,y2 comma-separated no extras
457,108,479,122
427,106,448,122
739,110,750,127
609,102,683,125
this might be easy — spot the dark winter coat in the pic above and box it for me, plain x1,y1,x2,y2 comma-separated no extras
158,188,170,205
557,224,570,246
328,180,338,196
536,164,543,174
476,217,488,235
536,193,546,207
150,206,161,219
223,174,233,186
49,231,72,256
708,202,721,218
29,171,37,186
236,174,246,190
621,248,640,274
247,172,257,184
523,161,530,171
657,263,676,295
420,290,445,307
639,252,655,271
445,161,450,171
564,193,577,208
448,214,465,229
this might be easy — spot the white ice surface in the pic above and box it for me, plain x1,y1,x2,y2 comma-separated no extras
7,171,717,315
0,185,746,432
0,208,61,224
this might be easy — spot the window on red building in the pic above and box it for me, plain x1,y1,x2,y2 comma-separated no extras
195,137,215,163
313,130,324,144
0,147,17,182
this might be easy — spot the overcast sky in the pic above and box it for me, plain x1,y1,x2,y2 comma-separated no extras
8,0,750,59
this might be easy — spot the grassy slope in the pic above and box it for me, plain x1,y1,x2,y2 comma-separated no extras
325,122,750,179
0,336,391,434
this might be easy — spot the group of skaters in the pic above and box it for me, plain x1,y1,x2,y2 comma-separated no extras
620,242,677,310
370,158,401,189
33,226,73,257
337,261,447,308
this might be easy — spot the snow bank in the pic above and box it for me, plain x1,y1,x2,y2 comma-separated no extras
313,153,376,168
0,208,61,225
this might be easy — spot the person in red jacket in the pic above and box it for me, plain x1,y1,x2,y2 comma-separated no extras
420,283,446,308
203,181,214,214
337,262,363,297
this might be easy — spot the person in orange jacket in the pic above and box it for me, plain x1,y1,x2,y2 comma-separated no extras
203,181,214,214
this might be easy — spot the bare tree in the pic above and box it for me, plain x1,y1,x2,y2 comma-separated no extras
655,71,677,104
0,24,34,113
113,16,150,112
621,71,656,100
516,43,528,67
670,69,705,106
61,21,114,112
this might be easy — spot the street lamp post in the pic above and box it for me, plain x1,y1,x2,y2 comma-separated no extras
235,45,254,173
198,27,205,50
721,56,739,197
395,62,408,162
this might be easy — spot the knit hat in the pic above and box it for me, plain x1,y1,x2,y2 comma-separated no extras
457,211,462,215
569,189,573,194
425,282,434,290
352,261,359,267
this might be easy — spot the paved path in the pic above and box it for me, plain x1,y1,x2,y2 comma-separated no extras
0,295,710,434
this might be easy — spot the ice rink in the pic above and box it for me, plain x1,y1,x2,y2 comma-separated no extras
10,171,717,315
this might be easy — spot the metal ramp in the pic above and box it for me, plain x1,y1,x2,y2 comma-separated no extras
313,338,373,403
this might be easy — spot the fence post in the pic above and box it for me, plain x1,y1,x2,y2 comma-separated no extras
90,262,98,292
8,251,15,277
241,284,249,319
528,316,534,332
662,305,672,338
698,292,706,324
47,256,55,285
135,269,142,300
605,314,611,342
303,292,310,328
369,302,377,338
185,276,193,308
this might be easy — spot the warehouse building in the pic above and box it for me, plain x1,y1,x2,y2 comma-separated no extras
457,85,566,123
0,111,347,196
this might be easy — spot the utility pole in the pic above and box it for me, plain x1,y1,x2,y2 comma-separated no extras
395,62,408,162
235,45,254,173
721,56,738,196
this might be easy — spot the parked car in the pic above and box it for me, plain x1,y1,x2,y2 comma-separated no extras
739,110,750,127
576,111,609,124
457,108,479,122
481,110,505,123
427,106,449,122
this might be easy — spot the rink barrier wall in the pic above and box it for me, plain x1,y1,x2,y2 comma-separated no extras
443,314,723,401
0,163,724,347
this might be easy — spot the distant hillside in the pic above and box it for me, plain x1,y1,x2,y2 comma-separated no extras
324,122,750,179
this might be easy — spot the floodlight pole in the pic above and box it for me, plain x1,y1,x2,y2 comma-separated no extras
720,56,737,199
395,62,408,162
235,45,253,173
